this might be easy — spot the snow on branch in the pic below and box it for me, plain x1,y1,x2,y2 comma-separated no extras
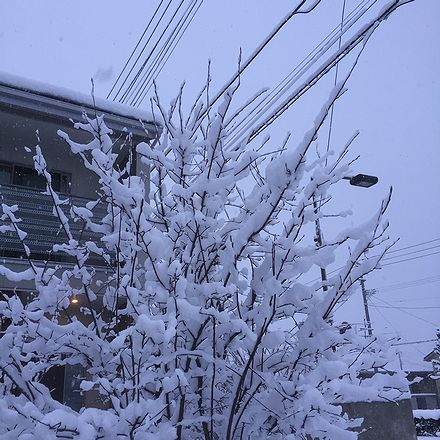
0,10,413,437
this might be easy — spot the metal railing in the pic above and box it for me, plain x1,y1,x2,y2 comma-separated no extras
0,184,109,266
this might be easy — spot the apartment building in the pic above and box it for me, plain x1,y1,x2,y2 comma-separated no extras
0,73,158,408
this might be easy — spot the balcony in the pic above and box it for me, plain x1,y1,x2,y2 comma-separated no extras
0,183,108,266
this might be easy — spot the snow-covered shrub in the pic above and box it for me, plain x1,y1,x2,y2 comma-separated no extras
0,78,409,439
413,409,440,437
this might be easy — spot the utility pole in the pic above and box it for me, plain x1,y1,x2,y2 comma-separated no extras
360,278,373,337
313,195,328,292
311,174,379,294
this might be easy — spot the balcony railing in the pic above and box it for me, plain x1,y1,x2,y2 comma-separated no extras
0,183,108,266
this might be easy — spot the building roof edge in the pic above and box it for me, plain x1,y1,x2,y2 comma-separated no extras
0,71,159,138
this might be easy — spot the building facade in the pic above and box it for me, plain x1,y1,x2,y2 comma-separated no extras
0,74,157,409
408,371,439,410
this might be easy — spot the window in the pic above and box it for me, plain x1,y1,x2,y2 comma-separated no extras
0,163,12,185
0,161,70,193
12,165,46,190
416,396,428,410
411,394,438,410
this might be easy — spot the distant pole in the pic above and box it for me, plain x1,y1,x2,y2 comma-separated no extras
397,351,403,370
360,278,373,337
312,174,378,294
313,195,328,292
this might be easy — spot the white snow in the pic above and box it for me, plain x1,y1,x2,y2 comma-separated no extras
414,409,440,420
0,69,154,122
0,67,418,438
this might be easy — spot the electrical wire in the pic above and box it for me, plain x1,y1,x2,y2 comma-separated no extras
324,0,347,168
392,339,437,346
382,244,440,261
375,275,440,293
240,1,404,147
317,262,440,313
135,0,204,106
224,0,373,139
189,0,325,134
107,0,168,100
305,238,440,285
368,298,395,328
131,0,203,106
126,0,197,105
120,0,187,105
113,0,176,102
395,296,439,303
373,305,440,310
383,237,440,254
370,297,439,327
381,251,440,267
146,0,378,173
136,0,203,103
224,0,377,149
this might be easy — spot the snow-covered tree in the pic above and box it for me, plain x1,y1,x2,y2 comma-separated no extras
0,78,408,439
0,2,415,437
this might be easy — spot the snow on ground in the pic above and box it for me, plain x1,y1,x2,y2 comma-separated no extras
414,409,440,420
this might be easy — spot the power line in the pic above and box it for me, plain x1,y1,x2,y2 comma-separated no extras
305,238,440,285
224,0,374,140
189,0,325,132
381,250,440,267
125,0,197,105
324,0,347,168
113,0,176,102
384,237,440,255
120,0,187,104
147,0,393,178
370,297,439,327
224,0,377,149
131,0,203,106
107,0,168,100
395,296,440,303
373,305,440,310
370,301,398,334
135,0,203,103
392,339,437,346
376,275,440,293
382,244,440,261
333,272,440,314
135,0,204,106
241,2,414,145
370,243,440,262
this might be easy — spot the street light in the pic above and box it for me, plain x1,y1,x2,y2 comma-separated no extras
343,173,379,188
315,173,378,292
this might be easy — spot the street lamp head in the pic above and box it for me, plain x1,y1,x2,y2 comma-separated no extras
349,174,378,188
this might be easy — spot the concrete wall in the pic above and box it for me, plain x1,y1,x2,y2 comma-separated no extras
343,399,417,440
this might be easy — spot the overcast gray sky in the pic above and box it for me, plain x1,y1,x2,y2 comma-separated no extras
0,0,438,366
